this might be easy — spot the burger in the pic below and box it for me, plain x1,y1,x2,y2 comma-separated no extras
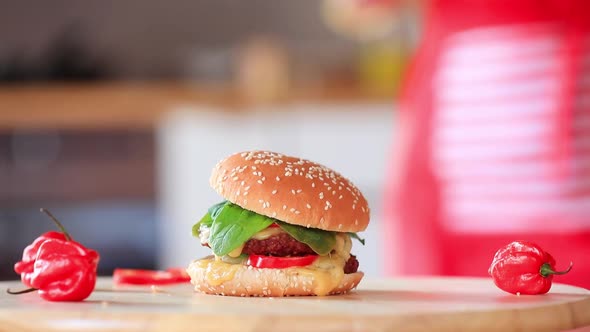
186,150,369,297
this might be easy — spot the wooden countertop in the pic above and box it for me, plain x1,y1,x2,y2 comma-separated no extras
0,277,589,332
0,82,392,130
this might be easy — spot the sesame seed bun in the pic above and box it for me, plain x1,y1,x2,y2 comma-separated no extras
187,259,364,297
210,151,370,232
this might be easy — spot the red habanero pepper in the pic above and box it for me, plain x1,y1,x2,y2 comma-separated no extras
14,231,67,288
30,239,99,301
488,241,573,295
9,209,100,302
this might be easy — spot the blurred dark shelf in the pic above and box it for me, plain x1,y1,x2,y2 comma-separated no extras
0,130,154,204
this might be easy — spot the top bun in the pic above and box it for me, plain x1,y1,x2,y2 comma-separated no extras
210,151,369,232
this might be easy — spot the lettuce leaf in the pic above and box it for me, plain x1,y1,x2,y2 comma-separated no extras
275,221,336,255
191,201,226,237
208,203,274,256
348,232,366,245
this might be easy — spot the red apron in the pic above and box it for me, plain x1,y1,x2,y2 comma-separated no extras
384,0,590,288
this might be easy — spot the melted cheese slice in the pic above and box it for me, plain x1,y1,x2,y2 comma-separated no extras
290,233,352,296
251,226,283,240
192,256,241,286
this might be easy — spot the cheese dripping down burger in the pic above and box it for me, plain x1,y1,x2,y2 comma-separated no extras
187,150,370,297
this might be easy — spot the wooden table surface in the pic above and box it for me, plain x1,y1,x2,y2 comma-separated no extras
0,277,588,332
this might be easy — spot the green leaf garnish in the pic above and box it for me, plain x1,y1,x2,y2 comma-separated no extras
275,221,336,255
348,232,365,245
191,202,226,238
209,203,274,256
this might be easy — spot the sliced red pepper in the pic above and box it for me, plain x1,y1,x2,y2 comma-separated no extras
165,267,191,280
246,254,318,269
113,268,191,285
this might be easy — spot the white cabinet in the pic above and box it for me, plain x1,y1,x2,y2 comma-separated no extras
156,103,395,277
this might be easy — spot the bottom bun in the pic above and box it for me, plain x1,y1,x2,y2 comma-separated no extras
186,258,364,297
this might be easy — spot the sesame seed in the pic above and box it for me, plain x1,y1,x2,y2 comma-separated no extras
290,208,296,212
332,190,336,195
257,180,263,184
339,195,343,199
296,189,302,193
245,186,251,190
276,176,280,181
338,224,343,229
271,212,277,217
271,190,277,195
241,181,245,186
285,171,292,176
244,192,249,196
352,204,355,210
311,183,316,188
291,189,296,195
319,192,324,199
283,205,287,210
306,204,311,209
355,219,359,225
295,210,301,215
232,176,239,181
252,166,257,170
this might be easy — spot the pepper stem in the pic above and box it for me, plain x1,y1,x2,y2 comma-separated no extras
40,208,72,241
6,287,37,295
540,261,573,277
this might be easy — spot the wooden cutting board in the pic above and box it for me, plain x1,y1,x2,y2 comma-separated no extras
0,277,588,332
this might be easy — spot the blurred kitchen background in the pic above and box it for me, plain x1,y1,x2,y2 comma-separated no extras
0,0,420,280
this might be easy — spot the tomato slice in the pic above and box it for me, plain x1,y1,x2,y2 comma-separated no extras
246,255,318,269
113,268,190,285
268,223,280,228
165,267,191,279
